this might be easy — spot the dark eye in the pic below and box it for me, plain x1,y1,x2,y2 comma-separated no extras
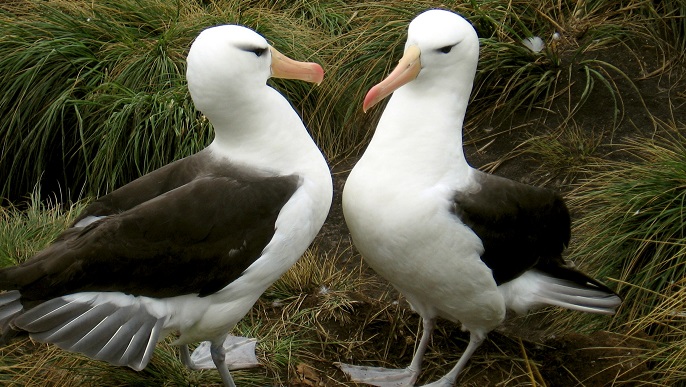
438,45,454,54
251,47,268,57
241,46,268,57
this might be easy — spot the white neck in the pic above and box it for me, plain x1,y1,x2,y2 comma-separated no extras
360,78,473,186
200,86,324,177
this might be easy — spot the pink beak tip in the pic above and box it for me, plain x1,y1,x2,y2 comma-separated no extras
312,64,325,84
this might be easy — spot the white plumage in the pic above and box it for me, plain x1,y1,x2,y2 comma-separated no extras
340,9,620,386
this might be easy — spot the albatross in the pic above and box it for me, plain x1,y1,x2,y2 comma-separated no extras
0,24,332,387
339,9,621,386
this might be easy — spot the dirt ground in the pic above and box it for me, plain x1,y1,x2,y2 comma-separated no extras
301,39,685,386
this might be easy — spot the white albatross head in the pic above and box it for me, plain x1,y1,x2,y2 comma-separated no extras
363,9,479,112
186,25,324,116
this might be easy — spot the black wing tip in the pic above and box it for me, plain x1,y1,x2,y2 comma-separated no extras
538,263,620,298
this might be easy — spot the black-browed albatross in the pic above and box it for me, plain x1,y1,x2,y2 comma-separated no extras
0,24,332,387
339,9,621,387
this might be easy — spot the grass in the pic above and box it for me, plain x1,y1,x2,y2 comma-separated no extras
0,190,86,267
612,278,686,385
0,0,681,201
0,0,685,385
547,124,686,384
494,122,607,185
567,126,686,326
0,0,327,201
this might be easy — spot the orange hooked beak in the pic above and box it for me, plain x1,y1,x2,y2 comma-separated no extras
270,46,324,85
363,45,421,112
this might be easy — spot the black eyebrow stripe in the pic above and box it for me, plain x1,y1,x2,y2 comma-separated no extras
236,44,269,54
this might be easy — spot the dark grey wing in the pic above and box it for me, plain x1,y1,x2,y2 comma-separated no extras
0,172,300,301
72,150,213,225
452,170,571,285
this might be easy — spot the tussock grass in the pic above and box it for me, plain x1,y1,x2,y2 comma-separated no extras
568,126,686,326
0,190,85,267
613,278,686,385
0,336,268,386
0,0,326,201
510,123,606,185
0,0,681,200
0,0,204,200
542,124,686,384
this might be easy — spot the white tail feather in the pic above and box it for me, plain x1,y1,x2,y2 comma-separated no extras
499,269,621,315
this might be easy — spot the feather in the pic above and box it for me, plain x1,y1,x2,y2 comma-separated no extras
15,293,164,371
